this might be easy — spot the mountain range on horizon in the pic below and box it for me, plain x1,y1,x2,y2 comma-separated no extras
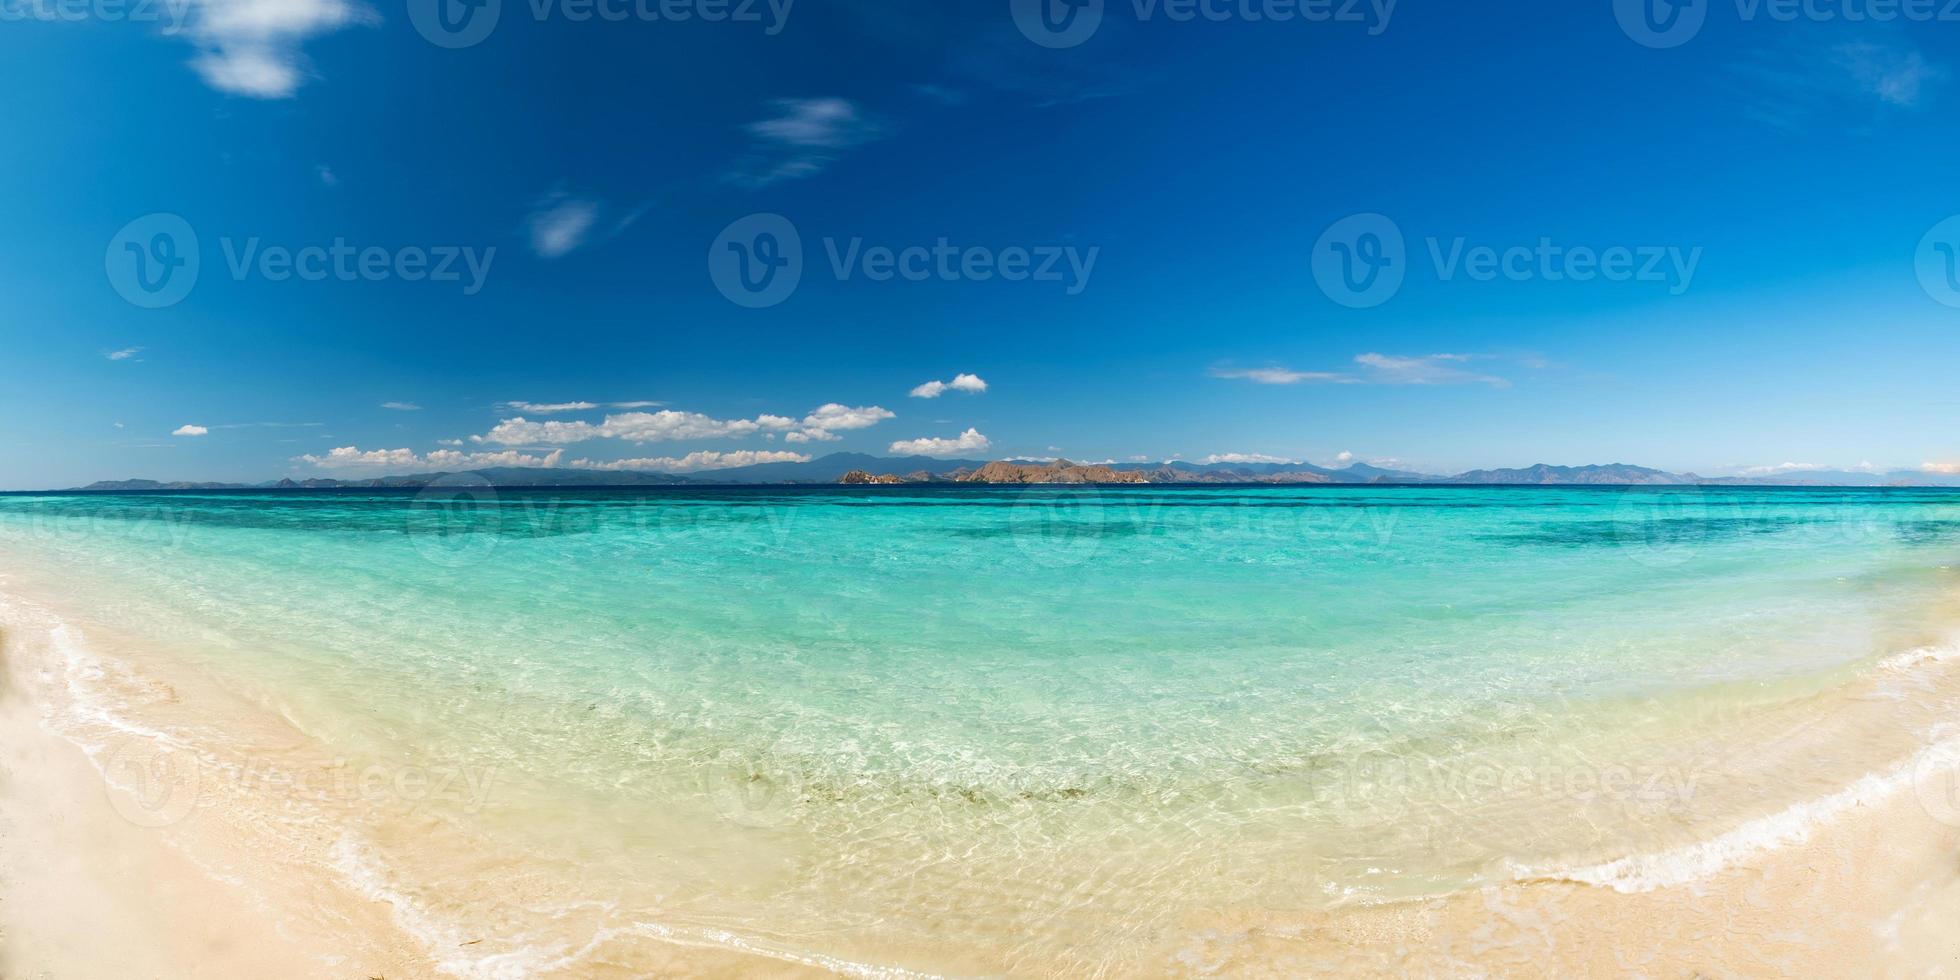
52,454,1960,492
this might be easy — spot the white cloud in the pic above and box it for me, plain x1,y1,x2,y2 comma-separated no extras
316,163,338,186
297,446,564,470
889,428,990,457
501,401,601,414
1335,451,1355,463
569,451,810,473
381,401,421,411
172,424,209,437
474,404,891,447
730,98,886,187
105,347,144,361
1209,366,1358,385
499,400,665,413
183,0,371,98
800,403,895,432
909,373,989,398
1201,453,1299,466
1924,462,1960,475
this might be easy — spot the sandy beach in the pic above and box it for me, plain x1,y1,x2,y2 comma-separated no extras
7,596,1960,979
0,615,831,980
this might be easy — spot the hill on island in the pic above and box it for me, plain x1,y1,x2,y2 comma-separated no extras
66,454,1960,491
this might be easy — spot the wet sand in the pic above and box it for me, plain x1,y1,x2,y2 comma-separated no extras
6,599,1960,977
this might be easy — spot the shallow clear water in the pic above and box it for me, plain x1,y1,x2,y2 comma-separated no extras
1,485,1957,974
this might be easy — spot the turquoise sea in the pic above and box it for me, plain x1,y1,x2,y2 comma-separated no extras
1,485,1957,974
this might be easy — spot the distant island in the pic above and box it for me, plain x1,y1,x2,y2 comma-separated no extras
59,453,1960,492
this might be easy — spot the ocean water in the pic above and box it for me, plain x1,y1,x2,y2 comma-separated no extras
1,485,1957,974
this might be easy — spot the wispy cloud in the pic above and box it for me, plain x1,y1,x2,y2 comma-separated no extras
1837,41,1944,107
1208,367,1357,386
729,98,886,187
381,401,421,411
316,163,338,186
909,373,989,398
172,424,209,437
1211,354,1517,388
1729,38,1946,129
528,195,599,259
910,83,967,105
105,347,145,362
1353,353,1511,388
889,428,990,457
525,190,646,259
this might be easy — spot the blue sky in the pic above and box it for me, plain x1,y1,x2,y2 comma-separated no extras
3,0,1959,488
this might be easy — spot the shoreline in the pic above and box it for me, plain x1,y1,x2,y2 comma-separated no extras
0,593,839,979
5,572,1960,975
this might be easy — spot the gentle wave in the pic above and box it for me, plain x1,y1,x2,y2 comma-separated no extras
1508,641,1960,893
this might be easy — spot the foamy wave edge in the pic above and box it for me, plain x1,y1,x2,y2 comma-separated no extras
0,592,936,980
332,833,941,980
1508,641,1960,894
